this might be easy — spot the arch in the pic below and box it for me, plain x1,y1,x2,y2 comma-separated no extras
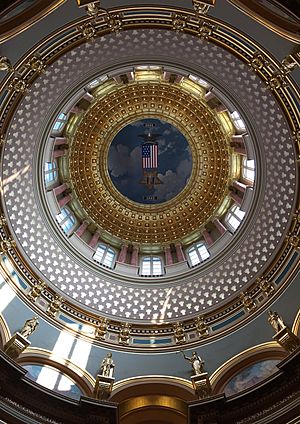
210,341,286,395
0,312,11,349
292,308,300,338
17,347,94,398
111,376,196,424
228,0,300,43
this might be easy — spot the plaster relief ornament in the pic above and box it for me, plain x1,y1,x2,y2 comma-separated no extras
119,322,131,345
27,56,46,74
0,238,15,254
195,316,209,338
19,317,39,338
47,296,63,317
240,291,256,313
250,52,267,71
28,280,46,302
174,321,186,344
95,318,108,340
258,278,274,297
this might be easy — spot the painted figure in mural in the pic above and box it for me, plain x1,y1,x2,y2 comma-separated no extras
182,351,205,375
268,310,286,332
19,317,39,338
100,353,115,378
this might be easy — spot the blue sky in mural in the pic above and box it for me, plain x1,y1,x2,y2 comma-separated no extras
108,119,192,204
224,359,280,396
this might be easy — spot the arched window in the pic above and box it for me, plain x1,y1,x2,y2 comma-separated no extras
242,158,255,182
93,244,115,269
44,161,58,185
188,243,210,267
22,364,83,400
87,74,108,89
53,112,67,132
56,207,76,234
225,204,245,232
140,256,163,276
231,111,246,131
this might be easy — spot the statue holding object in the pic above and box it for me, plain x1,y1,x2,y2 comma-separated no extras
181,351,205,375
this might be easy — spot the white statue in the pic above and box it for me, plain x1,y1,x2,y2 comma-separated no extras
100,353,115,378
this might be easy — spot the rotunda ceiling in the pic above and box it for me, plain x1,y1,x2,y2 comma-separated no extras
0,6,299,351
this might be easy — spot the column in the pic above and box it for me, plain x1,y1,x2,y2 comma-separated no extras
164,246,173,266
89,229,101,249
202,229,213,247
130,246,139,266
232,181,247,193
83,92,94,102
230,191,243,206
53,183,68,196
54,137,68,146
215,103,227,113
231,135,246,155
76,220,89,238
175,242,186,262
204,91,215,102
234,146,246,155
53,149,66,158
213,218,227,236
70,105,83,114
58,194,72,208
118,244,128,263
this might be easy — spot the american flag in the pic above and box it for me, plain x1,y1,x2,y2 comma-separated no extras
142,143,158,169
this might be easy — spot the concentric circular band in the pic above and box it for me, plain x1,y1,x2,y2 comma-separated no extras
70,80,230,244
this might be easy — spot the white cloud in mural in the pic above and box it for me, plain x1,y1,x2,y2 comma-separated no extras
154,158,192,201
108,145,140,178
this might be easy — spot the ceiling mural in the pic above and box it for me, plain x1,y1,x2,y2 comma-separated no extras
108,118,192,205
224,359,280,396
